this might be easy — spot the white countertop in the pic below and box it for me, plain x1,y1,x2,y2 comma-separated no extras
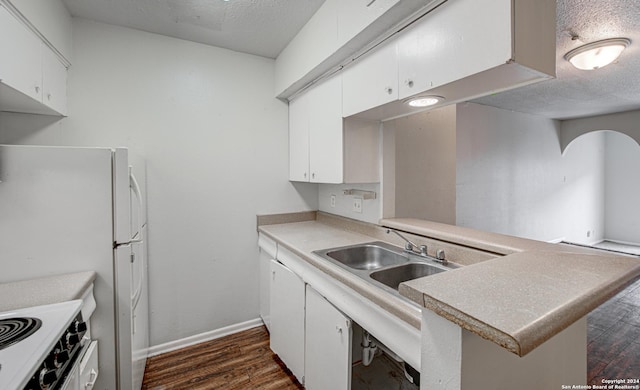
0,271,97,312
259,213,640,356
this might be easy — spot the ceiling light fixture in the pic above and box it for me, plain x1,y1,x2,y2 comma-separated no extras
564,38,631,70
404,95,444,108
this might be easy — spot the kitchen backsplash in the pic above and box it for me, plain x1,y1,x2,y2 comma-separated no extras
318,183,381,224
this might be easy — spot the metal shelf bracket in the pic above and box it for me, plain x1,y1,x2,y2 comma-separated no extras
343,189,377,200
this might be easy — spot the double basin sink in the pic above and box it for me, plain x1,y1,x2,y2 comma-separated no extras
313,241,451,301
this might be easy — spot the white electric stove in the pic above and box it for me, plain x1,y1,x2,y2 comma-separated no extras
0,300,87,390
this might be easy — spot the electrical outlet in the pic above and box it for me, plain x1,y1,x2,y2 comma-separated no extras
330,194,336,208
353,198,362,213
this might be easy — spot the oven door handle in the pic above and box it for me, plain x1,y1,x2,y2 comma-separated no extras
85,369,98,389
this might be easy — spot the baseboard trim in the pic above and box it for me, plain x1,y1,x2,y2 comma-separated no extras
603,238,640,247
147,318,264,358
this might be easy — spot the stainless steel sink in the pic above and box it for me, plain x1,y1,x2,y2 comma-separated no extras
313,241,452,303
324,242,409,270
370,263,446,290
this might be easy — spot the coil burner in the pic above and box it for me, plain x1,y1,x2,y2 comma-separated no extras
0,318,42,351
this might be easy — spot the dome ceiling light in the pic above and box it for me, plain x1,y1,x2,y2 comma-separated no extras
564,38,631,70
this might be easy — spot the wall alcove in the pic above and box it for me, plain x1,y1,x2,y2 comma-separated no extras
562,129,640,247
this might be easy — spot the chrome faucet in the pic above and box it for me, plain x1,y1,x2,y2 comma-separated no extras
386,229,428,257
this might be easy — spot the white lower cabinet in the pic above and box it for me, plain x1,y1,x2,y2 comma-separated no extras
263,239,421,389
269,259,305,383
304,285,353,390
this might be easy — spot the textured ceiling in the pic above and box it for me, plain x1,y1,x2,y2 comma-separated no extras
61,0,325,59
472,0,640,120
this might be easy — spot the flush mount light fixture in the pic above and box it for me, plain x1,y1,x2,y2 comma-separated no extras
564,38,631,70
404,95,444,108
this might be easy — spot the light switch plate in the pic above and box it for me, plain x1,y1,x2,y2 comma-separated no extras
331,194,336,207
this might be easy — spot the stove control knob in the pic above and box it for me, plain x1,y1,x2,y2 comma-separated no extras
39,368,57,387
56,350,70,365
66,333,81,349
44,353,56,369
44,349,69,369
69,320,88,334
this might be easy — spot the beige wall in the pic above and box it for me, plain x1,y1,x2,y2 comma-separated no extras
388,105,457,223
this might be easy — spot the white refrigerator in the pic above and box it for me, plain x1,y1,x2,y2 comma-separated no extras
0,144,149,390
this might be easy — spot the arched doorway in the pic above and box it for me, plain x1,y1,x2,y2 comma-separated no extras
562,130,640,254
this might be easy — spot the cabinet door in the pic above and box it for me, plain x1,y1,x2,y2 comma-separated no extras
0,6,42,102
289,91,310,182
42,45,67,115
397,0,512,99
269,260,305,383
343,39,398,117
305,285,352,390
309,74,343,183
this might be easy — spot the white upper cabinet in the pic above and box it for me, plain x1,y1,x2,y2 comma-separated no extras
0,1,70,116
0,5,42,102
42,44,68,115
342,39,398,118
289,73,380,184
275,0,425,98
289,74,344,184
289,89,311,182
9,0,73,61
341,0,555,121
397,0,512,99
308,75,344,184
337,0,399,47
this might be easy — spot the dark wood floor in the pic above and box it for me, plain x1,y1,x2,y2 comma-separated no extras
142,326,303,390
587,276,640,384
142,277,640,389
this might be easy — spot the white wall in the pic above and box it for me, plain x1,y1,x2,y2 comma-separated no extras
456,103,605,243
560,131,606,244
0,19,318,347
604,131,640,244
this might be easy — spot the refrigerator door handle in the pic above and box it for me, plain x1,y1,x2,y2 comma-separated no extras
129,168,144,233
129,168,146,314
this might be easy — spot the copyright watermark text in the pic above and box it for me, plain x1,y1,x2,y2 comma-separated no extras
562,378,640,389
